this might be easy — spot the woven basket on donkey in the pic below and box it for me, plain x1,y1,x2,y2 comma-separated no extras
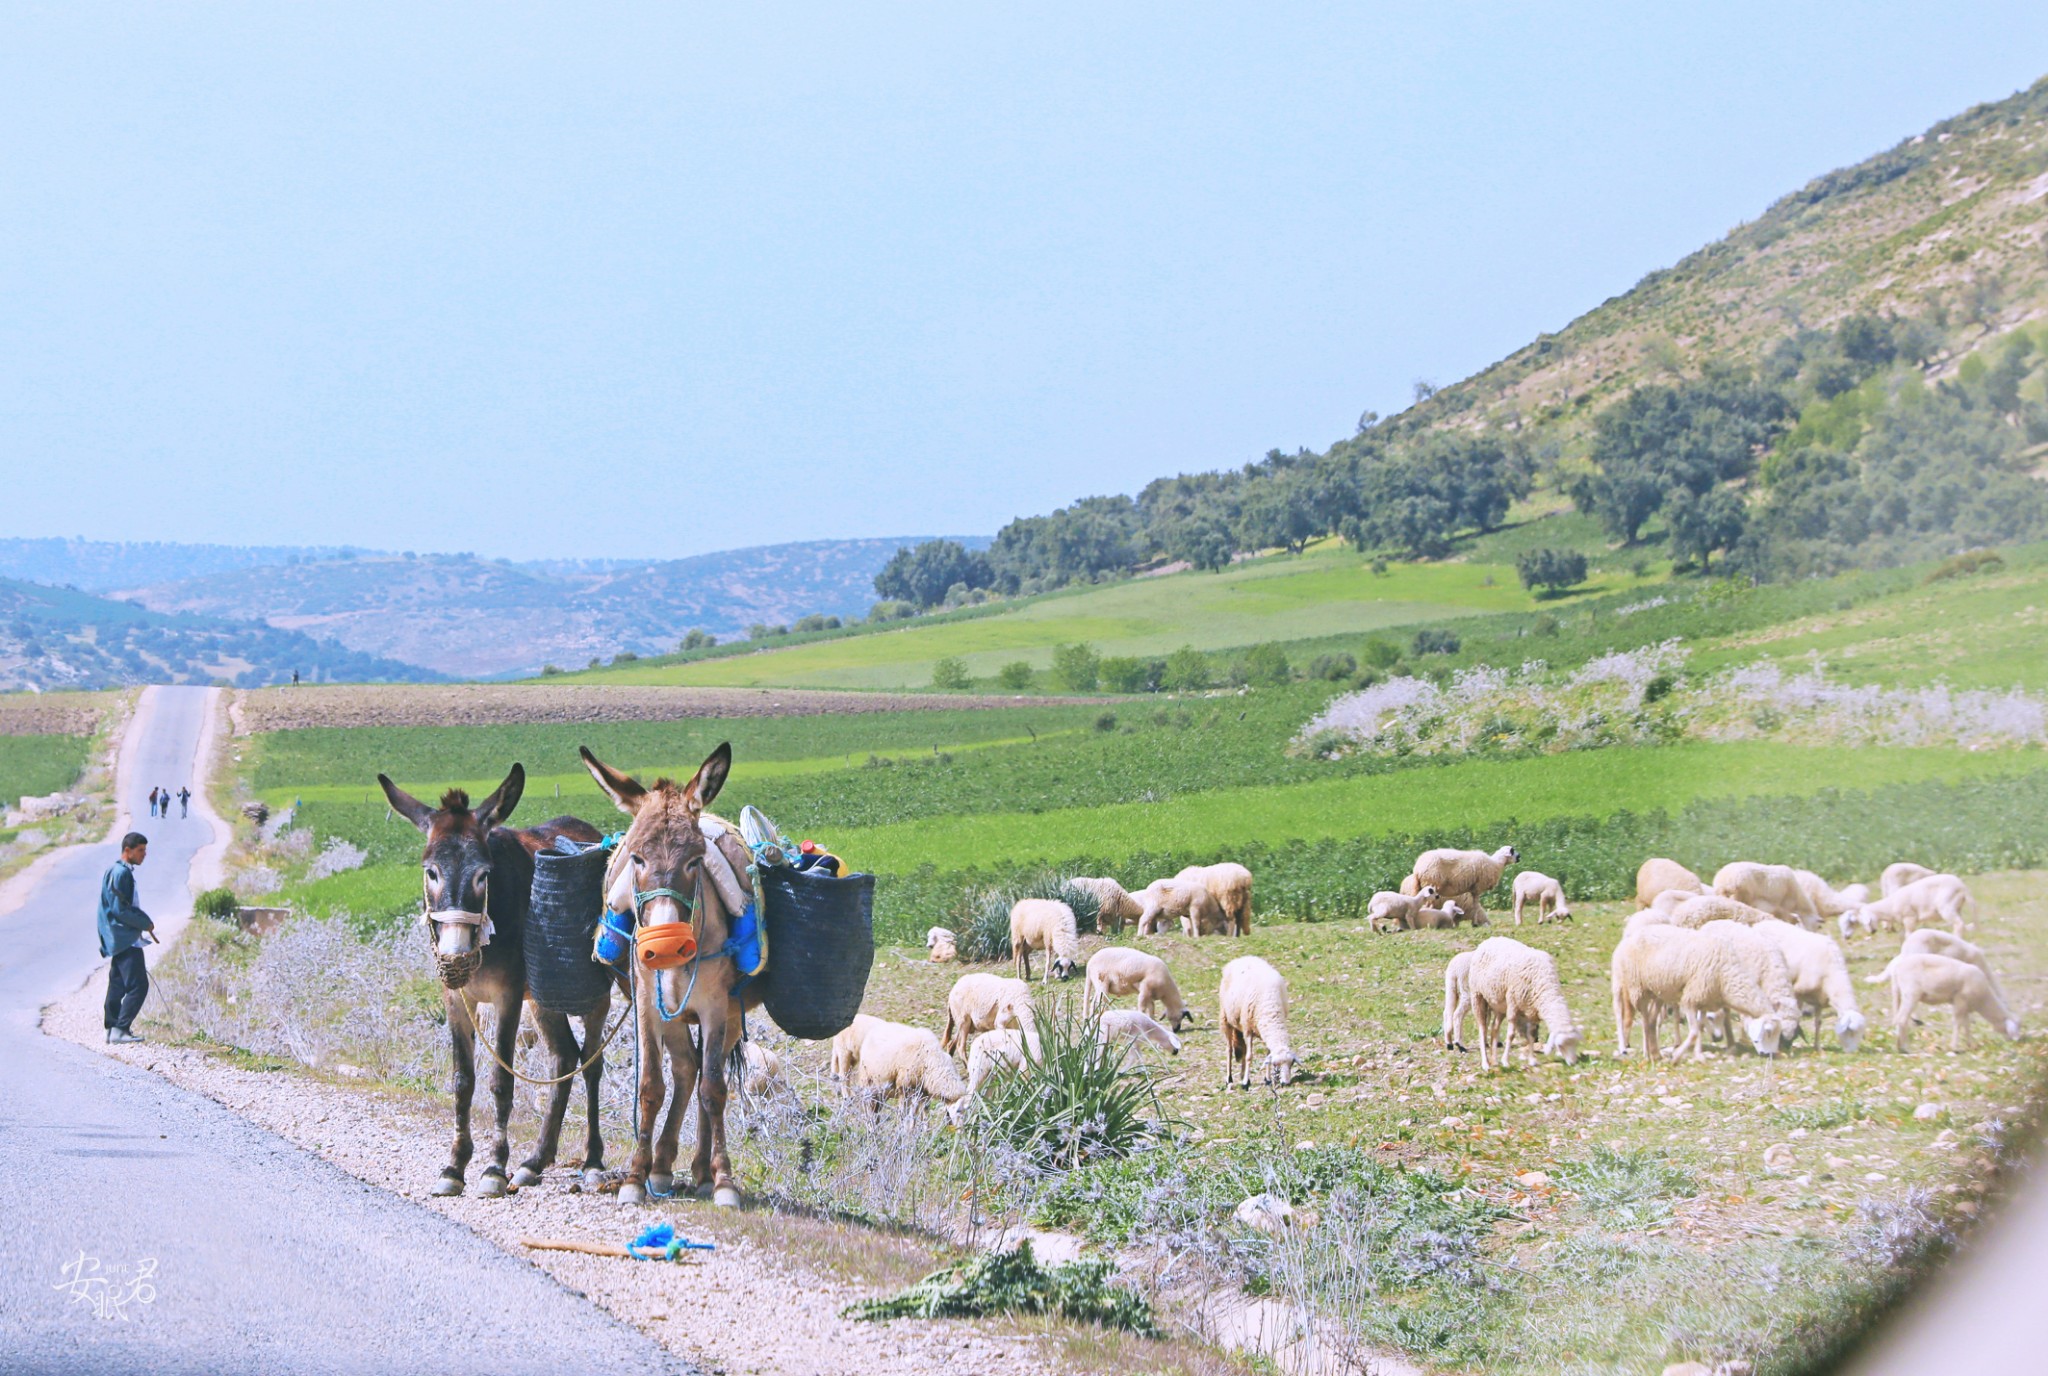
755,867,875,1040
527,843,613,1014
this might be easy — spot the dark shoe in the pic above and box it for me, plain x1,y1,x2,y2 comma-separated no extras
109,1029,144,1044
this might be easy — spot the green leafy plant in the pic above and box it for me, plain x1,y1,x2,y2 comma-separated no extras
1161,644,1211,690
1051,642,1100,691
930,656,972,691
195,887,240,923
996,660,1035,690
962,997,1170,1171
845,1241,1158,1335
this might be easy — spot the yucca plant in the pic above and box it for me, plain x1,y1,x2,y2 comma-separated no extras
962,996,1172,1172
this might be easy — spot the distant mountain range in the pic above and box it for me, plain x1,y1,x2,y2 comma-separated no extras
0,577,438,692
0,535,986,681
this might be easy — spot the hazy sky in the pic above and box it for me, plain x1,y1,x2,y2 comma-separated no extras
4,5,2045,562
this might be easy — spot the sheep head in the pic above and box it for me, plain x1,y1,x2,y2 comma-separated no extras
1264,1050,1300,1086
1836,1010,1867,1054
2003,1017,2023,1041
1742,1014,1785,1056
1049,954,1079,980
1493,845,1519,866
1546,1026,1583,1065
1419,883,1440,901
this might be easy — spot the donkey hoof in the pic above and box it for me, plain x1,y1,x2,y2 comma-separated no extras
648,1172,674,1196
618,1182,648,1206
476,1173,508,1198
431,1175,464,1197
511,1166,544,1188
713,1185,743,1210
582,1167,608,1188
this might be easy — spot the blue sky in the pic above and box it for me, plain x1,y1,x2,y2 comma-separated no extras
3,5,2045,562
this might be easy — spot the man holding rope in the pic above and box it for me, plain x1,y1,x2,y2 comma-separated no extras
97,832,156,1043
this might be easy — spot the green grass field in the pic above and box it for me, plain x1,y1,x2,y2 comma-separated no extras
562,540,1665,690
0,734,92,808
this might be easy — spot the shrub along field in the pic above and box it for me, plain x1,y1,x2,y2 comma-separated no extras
176,546,2048,1373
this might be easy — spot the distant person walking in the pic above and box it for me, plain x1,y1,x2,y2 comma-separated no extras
178,786,191,818
147,787,160,818
98,832,156,1043
292,670,300,687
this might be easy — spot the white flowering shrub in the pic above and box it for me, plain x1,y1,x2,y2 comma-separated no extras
306,837,368,881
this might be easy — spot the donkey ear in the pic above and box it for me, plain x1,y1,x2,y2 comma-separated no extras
474,763,524,831
580,746,647,815
378,774,435,833
683,742,732,811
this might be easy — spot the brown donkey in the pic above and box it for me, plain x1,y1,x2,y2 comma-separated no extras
377,765,607,1197
581,742,759,1208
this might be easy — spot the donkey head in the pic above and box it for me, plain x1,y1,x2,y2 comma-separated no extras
379,764,525,987
580,743,730,939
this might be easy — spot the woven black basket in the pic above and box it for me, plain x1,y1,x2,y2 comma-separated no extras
527,843,613,1014
755,866,875,1040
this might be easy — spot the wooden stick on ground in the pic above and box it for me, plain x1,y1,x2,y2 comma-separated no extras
520,1236,631,1258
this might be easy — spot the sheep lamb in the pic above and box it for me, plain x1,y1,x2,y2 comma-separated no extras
1368,884,1441,933
1176,862,1254,936
1468,936,1583,1069
1083,946,1194,1030
1841,873,1972,940
1135,877,1224,937
1636,857,1705,908
830,1013,886,1081
1218,956,1299,1087
926,926,958,963
851,1020,969,1106
1901,929,2003,999
1409,900,1468,931
1095,1008,1183,1057
1880,861,1937,897
963,1028,1032,1099
1748,919,1866,1052
943,973,1039,1056
1009,897,1082,981
1867,953,2021,1051
1712,861,1865,928
1656,892,1776,929
1410,844,1518,925
1510,870,1572,925
1442,950,1540,1053
1609,924,1795,1060
1695,919,1805,1053
1067,876,1142,934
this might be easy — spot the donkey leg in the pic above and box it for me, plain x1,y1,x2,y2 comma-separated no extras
652,1038,699,1197
436,992,476,1196
618,1008,664,1206
578,998,610,1183
514,1010,577,1187
475,991,522,1197
697,1011,741,1208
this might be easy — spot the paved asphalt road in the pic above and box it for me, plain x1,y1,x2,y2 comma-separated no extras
0,687,694,1376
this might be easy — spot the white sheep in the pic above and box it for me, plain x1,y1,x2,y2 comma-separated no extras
1135,876,1223,937
1009,897,1082,981
1409,900,1469,931
1695,919,1805,1054
1841,873,1972,939
1656,892,1776,928
1175,862,1254,935
1095,1008,1183,1057
943,973,1039,1057
1880,861,1937,897
1609,924,1794,1060
1410,844,1518,925
1901,929,2002,999
1468,936,1583,1069
1748,919,1866,1052
1866,953,2021,1052
1441,951,1474,1051
926,926,958,963
1624,906,1676,935
1711,861,1865,928
737,1040,787,1092
1510,871,1572,925
851,1020,969,1106
1636,857,1705,908
1218,956,1299,1087
1367,883,1441,932
963,1027,1032,1099
1067,876,1142,934
830,1013,886,1081
1083,946,1194,1030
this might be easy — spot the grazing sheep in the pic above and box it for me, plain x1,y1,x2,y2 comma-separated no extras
964,1028,1032,1099
830,1013,886,1081
1867,954,2021,1051
1096,1008,1183,1057
1712,861,1865,928
1218,956,1299,1087
1411,844,1518,925
1656,892,1777,928
851,1020,968,1105
1696,920,1805,1051
738,1041,787,1092
1881,861,1938,897
1748,920,1867,1052
1083,946,1194,1030
1510,871,1572,925
944,973,1038,1056
1409,900,1468,931
1842,873,1973,939
1468,936,1583,1069
926,926,958,963
1176,862,1254,936
1442,952,1475,1051
1135,877,1224,938
1009,897,1082,981
1610,924,1794,1060
1368,884,1441,932
1067,876,1142,934
1636,857,1705,908
1901,929,2002,999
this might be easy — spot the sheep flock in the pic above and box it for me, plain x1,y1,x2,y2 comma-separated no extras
821,848,2021,1134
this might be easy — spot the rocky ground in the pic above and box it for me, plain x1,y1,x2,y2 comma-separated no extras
231,683,1092,733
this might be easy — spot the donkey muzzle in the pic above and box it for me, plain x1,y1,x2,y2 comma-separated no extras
636,924,698,972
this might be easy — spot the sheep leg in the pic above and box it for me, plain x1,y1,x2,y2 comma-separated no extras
1512,894,1525,926
1952,1006,1975,1053
1893,991,1918,1052
1475,1002,1496,1072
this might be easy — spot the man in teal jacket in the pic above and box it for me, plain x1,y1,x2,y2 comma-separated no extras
98,832,155,1043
